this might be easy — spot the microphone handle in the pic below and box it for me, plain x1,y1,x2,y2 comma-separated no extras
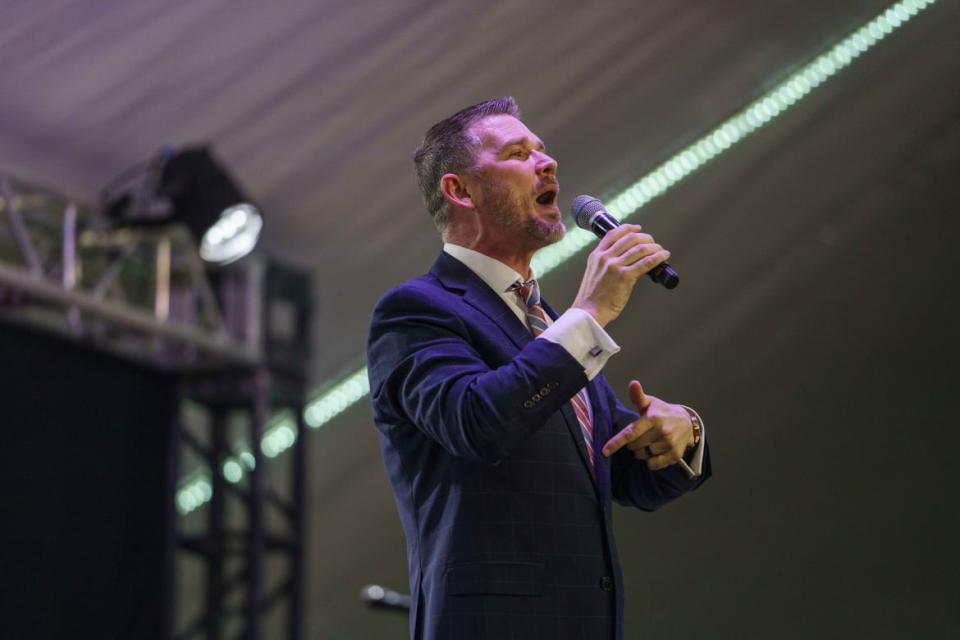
649,262,679,289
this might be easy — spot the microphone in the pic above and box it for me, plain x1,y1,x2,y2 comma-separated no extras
360,584,411,613
572,194,679,290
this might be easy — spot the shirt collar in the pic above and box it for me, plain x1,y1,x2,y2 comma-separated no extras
443,243,532,294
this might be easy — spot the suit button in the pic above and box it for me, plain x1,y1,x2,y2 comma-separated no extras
549,381,559,389
599,576,613,592
523,400,534,409
540,386,550,396
532,393,541,402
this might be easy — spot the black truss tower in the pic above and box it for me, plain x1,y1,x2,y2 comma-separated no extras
174,366,307,640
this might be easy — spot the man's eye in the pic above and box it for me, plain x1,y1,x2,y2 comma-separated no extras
510,150,528,158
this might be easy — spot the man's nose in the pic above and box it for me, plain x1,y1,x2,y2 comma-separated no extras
536,151,557,177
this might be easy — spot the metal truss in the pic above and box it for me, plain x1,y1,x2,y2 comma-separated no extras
175,368,306,640
0,174,258,368
0,174,305,640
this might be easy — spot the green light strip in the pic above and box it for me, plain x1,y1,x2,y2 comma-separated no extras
304,368,371,428
176,0,936,514
176,411,298,514
532,0,936,276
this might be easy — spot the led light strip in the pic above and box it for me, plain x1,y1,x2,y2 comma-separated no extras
176,0,936,514
532,0,936,276
176,411,298,514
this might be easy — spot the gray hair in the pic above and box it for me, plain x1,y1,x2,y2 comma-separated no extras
413,96,520,231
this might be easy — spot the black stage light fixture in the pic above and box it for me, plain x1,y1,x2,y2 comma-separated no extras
157,146,263,264
103,145,263,265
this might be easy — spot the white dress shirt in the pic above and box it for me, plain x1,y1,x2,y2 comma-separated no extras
443,243,704,477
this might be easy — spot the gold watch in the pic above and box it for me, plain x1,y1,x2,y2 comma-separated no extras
682,406,702,448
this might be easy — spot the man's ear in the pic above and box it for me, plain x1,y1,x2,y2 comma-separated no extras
439,173,474,210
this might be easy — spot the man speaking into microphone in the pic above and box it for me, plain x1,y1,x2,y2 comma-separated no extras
367,97,711,640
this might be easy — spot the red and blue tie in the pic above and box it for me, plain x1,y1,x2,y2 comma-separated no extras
510,279,595,467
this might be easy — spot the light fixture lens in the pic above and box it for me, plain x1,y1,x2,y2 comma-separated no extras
199,203,263,264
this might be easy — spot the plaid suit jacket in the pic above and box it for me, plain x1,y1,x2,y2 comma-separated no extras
367,251,711,640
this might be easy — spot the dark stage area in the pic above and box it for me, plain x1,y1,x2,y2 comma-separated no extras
0,325,176,639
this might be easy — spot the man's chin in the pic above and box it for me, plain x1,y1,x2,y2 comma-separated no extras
530,219,566,247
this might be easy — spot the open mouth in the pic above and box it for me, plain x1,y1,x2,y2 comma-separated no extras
535,189,558,206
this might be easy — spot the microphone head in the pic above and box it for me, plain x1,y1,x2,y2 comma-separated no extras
571,195,605,230
360,585,386,603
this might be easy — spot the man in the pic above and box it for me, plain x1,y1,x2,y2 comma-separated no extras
367,97,711,640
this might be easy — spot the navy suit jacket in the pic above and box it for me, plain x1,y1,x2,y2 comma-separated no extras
367,251,711,640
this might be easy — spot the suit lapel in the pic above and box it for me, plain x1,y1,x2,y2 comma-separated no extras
430,251,532,350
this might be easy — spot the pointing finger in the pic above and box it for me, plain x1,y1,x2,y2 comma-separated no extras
602,416,654,457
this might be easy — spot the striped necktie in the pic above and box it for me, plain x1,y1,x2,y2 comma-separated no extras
510,279,595,468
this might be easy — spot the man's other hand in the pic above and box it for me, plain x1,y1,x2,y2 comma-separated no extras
601,380,694,470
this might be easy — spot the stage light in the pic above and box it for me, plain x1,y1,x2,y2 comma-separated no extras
103,145,263,265
156,147,263,265
239,451,256,469
304,368,370,428
177,492,197,514
222,459,244,483
261,415,297,458
176,476,213,515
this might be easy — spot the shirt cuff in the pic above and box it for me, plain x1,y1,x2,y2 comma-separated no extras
679,405,706,478
538,308,620,380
